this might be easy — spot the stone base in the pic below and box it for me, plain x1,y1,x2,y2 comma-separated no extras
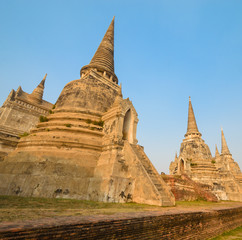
0,141,175,206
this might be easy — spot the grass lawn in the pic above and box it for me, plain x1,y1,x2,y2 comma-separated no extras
0,195,241,222
0,195,164,222
210,226,242,240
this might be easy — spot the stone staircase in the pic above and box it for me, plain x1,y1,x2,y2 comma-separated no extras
131,144,174,206
234,174,242,184
181,174,218,201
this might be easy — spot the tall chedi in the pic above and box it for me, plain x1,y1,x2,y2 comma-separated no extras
217,129,242,187
170,97,212,176
170,97,242,201
0,18,175,206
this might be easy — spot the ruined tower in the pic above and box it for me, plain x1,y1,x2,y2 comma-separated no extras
169,97,242,201
0,74,52,160
0,18,175,206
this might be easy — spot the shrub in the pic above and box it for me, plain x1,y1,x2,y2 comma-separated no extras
19,132,29,137
65,124,72,128
95,120,104,127
190,163,197,167
211,160,216,164
86,119,92,124
86,119,104,127
52,105,56,109
49,110,53,114
39,115,48,122
46,128,50,131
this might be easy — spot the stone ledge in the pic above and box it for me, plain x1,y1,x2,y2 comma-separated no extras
0,206,241,239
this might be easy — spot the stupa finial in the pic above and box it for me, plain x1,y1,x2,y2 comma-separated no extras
185,97,201,138
81,17,118,83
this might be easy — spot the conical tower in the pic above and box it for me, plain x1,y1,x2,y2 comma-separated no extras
221,128,231,155
185,97,202,138
81,17,118,84
30,74,47,103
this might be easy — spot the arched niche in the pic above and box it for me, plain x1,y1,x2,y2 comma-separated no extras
180,159,185,173
122,109,133,143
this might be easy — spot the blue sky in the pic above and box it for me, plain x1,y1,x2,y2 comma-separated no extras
0,0,242,173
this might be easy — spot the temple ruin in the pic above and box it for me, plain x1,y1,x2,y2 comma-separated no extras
169,97,242,201
0,18,175,206
0,17,241,206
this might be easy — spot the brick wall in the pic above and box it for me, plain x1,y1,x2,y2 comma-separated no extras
0,206,241,239
162,174,218,202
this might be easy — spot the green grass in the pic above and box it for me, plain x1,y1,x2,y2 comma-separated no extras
0,196,240,223
0,195,163,222
210,226,242,239
176,200,218,206
176,200,242,209
0,195,153,210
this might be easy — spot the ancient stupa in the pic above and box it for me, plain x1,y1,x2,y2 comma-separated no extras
0,18,175,206
169,97,242,201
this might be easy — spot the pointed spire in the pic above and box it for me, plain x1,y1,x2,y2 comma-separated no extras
30,74,47,103
16,86,23,96
3,89,15,106
221,128,231,155
175,152,178,160
215,144,220,158
8,89,15,100
81,17,118,83
185,97,201,138
39,73,47,87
